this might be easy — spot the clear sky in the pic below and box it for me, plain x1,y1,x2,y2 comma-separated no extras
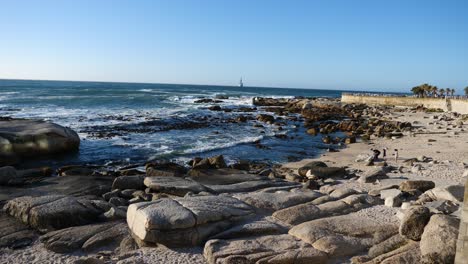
0,0,467,92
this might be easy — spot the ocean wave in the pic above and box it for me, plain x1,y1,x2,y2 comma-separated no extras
183,135,263,154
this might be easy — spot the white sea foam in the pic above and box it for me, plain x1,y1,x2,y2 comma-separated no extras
183,135,263,154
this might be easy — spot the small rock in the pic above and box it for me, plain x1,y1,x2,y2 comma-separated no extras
109,197,128,207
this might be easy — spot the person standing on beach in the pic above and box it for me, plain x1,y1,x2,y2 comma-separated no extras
371,149,381,161
394,149,399,162
383,147,387,159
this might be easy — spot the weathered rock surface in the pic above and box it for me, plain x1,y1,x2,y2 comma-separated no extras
359,167,389,183
234,189,322,212
209,179,300,194
420,214,459,264
112,175,145,190
204,234,328,264
0,211,37,249
188,169,265,185
127,195,254,247
399,180,435,193
273,194,375,225
40,221,128,253
146,161,187,177
424,185,464,203
399,206,431,241
0,119,80,165
289,214,398,258
4,195,106,232
355,240,421,264
144,176,210,196
211,218,286,239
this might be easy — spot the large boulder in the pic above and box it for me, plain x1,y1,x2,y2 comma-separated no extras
420,214,459,264
289,214,398,258
0,119,80,165
204,234,328,264
3,195,106,232
127,195,254,247
399,206,431,241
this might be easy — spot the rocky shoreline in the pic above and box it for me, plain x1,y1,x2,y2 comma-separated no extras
0,97,466,263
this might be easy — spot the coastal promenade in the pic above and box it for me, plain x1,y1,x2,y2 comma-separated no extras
342,93,468,114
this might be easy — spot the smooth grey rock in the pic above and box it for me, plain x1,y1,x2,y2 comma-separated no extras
127,195,254,247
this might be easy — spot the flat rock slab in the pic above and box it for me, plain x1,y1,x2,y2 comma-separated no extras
204,234,328,264
234,189,322,212
211,218,287,239
289,214,398,258
0,119,80,165
40,221,128,253
144,176,210,196
206,179,300,194
0,175,113,204
188,168,266,185
0,211,37,249
127,195,254,247
4,195,106,232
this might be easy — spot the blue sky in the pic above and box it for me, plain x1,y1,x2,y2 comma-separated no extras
0,0,467,92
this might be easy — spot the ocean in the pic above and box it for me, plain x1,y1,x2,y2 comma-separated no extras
0,79,348,167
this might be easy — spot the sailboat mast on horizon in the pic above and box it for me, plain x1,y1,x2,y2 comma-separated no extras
239,77,244,88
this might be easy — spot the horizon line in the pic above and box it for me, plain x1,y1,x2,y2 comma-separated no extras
0,77,394,94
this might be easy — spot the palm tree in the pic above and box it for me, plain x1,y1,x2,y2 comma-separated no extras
445,88,450,97
451,89,455,96
439,89,445,97
431,86,438,97
464,86,468,95
411,85,425,97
